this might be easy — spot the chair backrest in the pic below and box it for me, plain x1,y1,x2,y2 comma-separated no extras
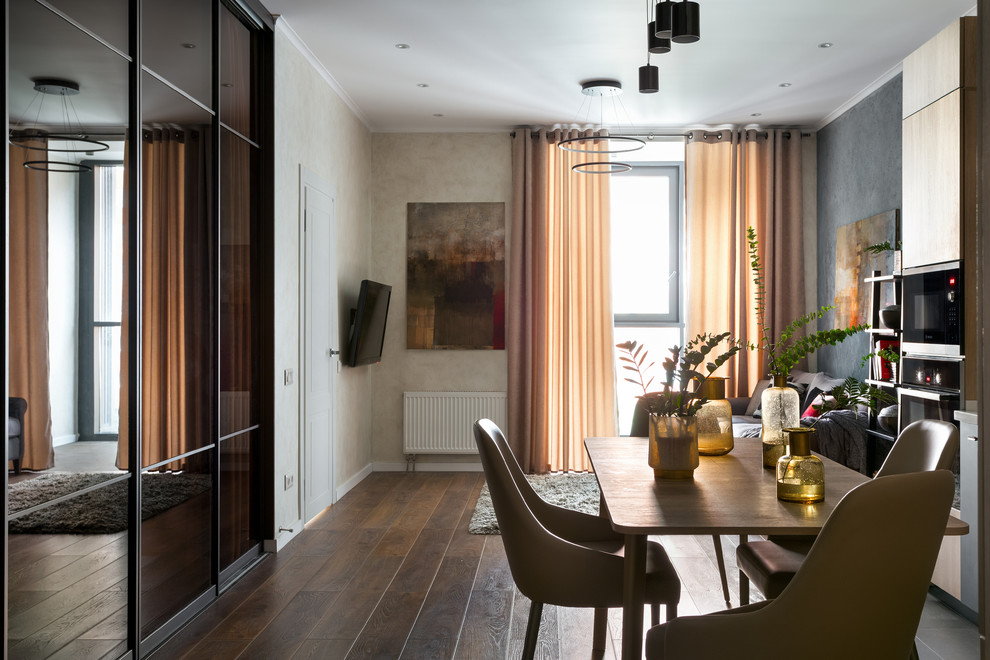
472,418,621,606
875,419,959,478
656,470,955,657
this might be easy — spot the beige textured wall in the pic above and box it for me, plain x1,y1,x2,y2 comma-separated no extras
369,133,512,467
273,22,373,537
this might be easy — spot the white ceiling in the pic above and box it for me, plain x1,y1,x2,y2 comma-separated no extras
263,0,977,134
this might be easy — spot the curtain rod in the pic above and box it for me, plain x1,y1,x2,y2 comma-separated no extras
510,129,812,139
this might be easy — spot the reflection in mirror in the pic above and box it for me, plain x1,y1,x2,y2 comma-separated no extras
220,430,256,571
142,0,213,110
6,479,130,658
220,129,255,437
118,71,216,470
45,0,130,55
140,456,213,639
8,0,129,497
221,5,254,139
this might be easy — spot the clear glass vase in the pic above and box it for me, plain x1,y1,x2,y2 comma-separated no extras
696,377,733,456
776,427,824,503
761,375,800,468
648,414,700,479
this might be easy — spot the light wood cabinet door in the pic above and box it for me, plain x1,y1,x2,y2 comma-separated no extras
902,89,962,268
902,17,977,119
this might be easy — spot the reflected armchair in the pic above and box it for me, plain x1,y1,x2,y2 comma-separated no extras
8,397,26,474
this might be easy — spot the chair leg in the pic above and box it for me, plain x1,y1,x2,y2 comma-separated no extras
523,601,543,660
592,607,608,652
650,603,660,626
711,534,731,608
667,602,677,619
739,570,750,605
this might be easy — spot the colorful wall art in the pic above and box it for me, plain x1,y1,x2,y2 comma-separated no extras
834,209,899,328
407,202,505,350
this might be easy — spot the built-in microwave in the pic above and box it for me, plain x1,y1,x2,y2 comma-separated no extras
900,261,963,356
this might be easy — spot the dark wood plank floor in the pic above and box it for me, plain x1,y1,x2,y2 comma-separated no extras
150,471,748,660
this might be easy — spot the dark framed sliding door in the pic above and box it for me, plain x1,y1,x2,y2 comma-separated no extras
4,0,274,657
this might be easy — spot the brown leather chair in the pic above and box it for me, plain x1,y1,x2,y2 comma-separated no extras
736,419,959,605
646,470,955,659
473,418,681,659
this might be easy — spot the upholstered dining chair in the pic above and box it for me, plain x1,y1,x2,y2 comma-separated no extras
646,469,955,659
736,418,959,605
630,397,733,609
473,418,681,659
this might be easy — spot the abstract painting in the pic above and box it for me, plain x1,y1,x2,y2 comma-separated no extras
834,209,899,328
407,202,505,350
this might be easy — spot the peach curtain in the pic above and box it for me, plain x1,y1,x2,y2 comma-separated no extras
684,129,805,396
8,142,55,470
507,128,617,473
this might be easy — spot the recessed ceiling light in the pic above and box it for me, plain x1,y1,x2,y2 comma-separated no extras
751,113,762,117
417,83,429,88
181,43,196,49
395,43,410,49
433,113,444,117
779,82,792,88
818,42,834,48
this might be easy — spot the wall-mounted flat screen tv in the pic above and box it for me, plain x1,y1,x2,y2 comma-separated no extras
346,279,392,367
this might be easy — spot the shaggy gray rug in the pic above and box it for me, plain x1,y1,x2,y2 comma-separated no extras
8,472,212,534
468,472,601,534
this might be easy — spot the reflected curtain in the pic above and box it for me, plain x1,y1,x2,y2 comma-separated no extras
8,142,55,470
507,128,617,473
684,129,805,397
118,127,213,471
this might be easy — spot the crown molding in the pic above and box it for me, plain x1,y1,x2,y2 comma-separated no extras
274,17,373,131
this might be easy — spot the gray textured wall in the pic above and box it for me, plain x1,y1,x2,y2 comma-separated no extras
816,75,903,379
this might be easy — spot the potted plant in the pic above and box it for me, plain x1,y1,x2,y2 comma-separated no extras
865,239,903,274
862,346,900,383
617,332,744,478
748,226,868,467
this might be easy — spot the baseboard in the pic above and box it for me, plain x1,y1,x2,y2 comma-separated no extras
53,434,78,447
373,461,483,472
336,463,373,500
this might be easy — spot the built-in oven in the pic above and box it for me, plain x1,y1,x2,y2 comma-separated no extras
901,261,963,356
898,355,963,434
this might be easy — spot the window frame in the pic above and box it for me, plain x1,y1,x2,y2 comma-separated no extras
611,162,684,331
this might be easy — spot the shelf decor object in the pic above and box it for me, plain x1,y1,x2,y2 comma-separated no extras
776,427,825,503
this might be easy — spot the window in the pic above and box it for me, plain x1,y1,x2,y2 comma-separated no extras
611,140,685,434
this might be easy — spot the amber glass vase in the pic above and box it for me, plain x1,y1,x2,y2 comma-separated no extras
696,377,733,455
761,374,800,468
648,414,700,479
776,427,824,503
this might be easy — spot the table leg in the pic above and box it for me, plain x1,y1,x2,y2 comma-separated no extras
622,533,647,660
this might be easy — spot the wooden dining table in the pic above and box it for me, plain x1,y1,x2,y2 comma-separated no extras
585,435,970,660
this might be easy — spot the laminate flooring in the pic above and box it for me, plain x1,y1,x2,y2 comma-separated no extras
148,470,980,660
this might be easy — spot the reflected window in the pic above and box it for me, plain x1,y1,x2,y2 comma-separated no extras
93,164,124,434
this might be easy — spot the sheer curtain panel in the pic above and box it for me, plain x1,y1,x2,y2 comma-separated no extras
684,129,805,396
508,128,617,473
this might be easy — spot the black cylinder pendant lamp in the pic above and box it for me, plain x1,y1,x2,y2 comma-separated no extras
672,0,700,44
648,22,671,54
639,64,659,94
655,1,674,39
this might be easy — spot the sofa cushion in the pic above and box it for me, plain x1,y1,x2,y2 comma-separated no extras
805,374,846,411
745,379,772,417
8,416,21,437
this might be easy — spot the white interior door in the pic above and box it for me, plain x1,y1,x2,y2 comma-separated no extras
302,169,338,522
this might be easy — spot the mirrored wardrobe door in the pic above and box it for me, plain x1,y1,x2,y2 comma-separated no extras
7,0,131,657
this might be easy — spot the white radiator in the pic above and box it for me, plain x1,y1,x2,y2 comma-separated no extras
403,391,507,454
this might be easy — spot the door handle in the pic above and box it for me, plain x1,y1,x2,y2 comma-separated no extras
327,348,340,357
